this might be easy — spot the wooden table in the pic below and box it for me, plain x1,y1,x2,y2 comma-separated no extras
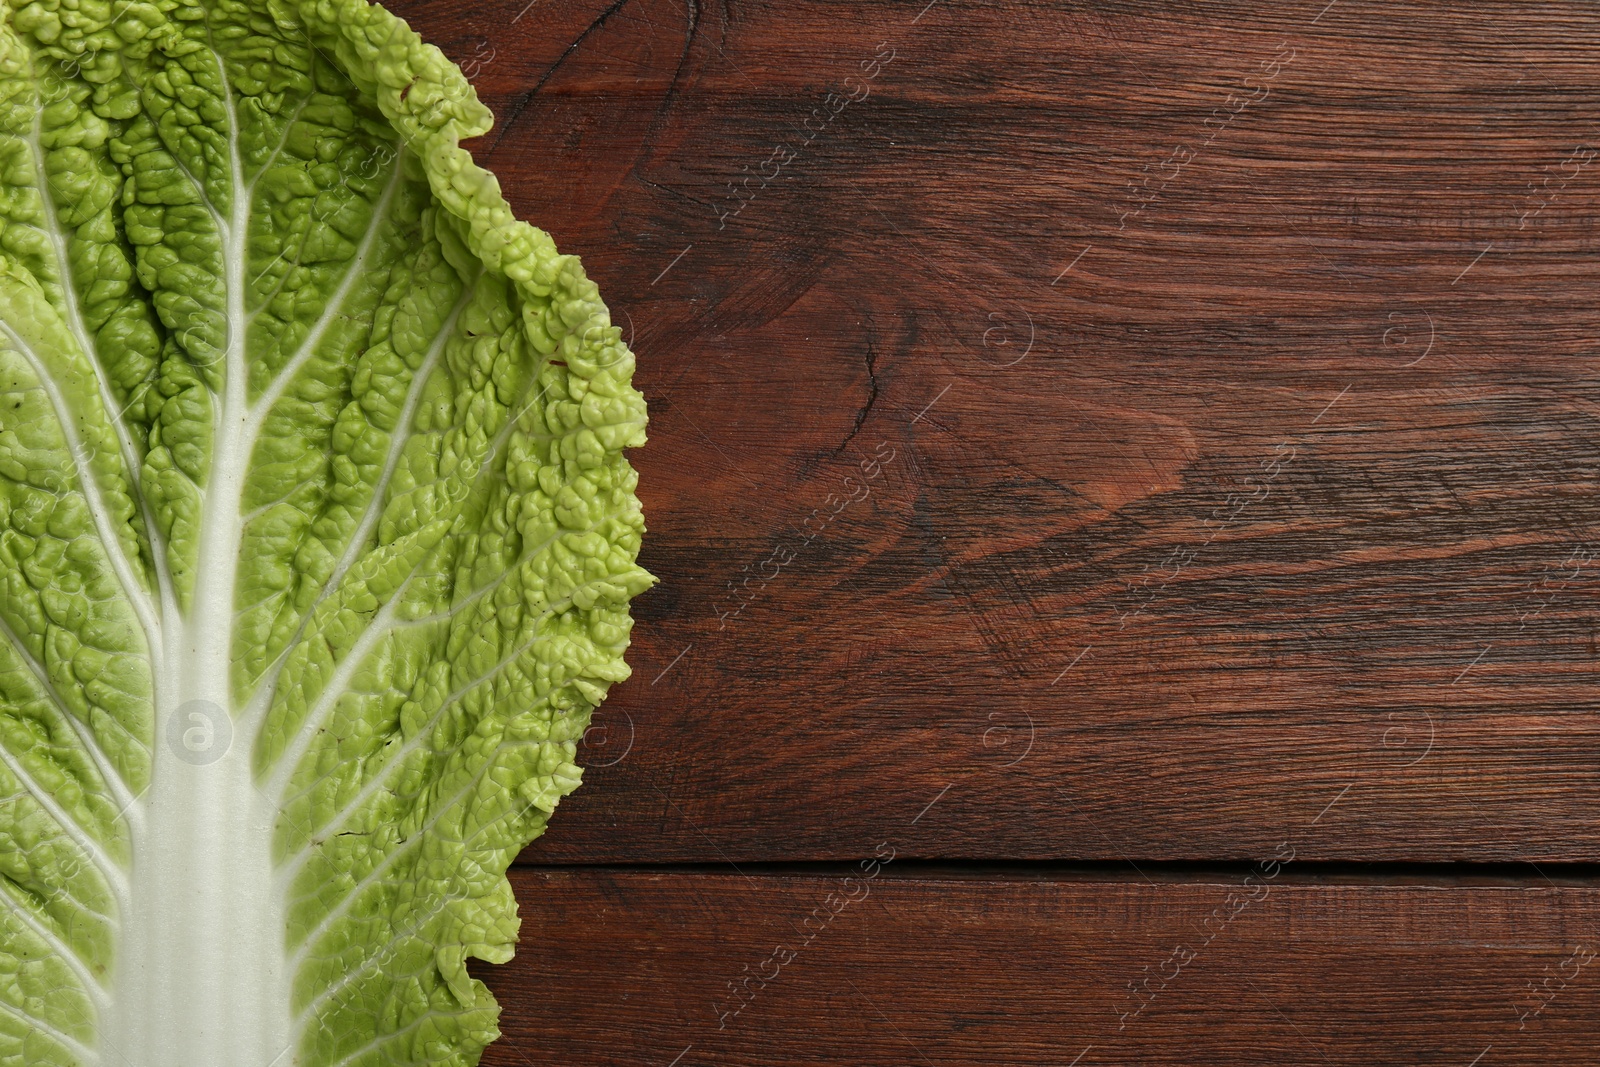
389,0,1600,1061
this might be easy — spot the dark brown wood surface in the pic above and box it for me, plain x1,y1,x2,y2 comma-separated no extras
393,0,1600,866
385,0,1600,1059
480,869,1600,1066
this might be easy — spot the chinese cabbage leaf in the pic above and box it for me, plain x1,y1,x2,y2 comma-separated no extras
0,0,651,1063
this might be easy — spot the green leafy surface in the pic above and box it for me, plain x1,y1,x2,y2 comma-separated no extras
0,0,650,1062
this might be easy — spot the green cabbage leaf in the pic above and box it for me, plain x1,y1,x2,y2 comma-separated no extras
0,0,651,1062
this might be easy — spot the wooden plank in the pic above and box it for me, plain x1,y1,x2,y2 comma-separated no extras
387,0,1600,861
482,869,1600,1065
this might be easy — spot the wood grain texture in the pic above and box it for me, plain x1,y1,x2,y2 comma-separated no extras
480,869,1600,1065
383,0,1600,865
